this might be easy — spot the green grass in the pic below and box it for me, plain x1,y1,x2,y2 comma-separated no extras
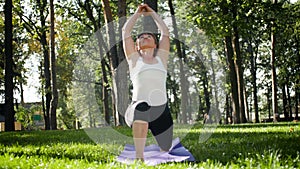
0,122,299,168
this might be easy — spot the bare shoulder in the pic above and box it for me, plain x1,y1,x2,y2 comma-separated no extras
127,52,140,68
157,34,170,64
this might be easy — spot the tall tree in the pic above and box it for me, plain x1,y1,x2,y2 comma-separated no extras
72,0,112,126
116,0,127,126
271,0,278,122
249,40,259,123
232,0,247,123
37,0,51,129
168,0,189,123
49,0,58,130
16,0,51,129
222,2,240,124
242,3,264,122
188,0,241,123
4,0,15,131
225,35,240,124
209,47,220,114
101,0,119,125
101,0,118,69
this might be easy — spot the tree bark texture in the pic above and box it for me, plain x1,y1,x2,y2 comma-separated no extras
225,35,240,124
50,0,58,130
248,39,259,123
37,0,51,130
116,0,127,126
233,27,247,123
271,0,278,122
168,0,189,123
4,0,15,131
143,0,158,33
231,0,247,123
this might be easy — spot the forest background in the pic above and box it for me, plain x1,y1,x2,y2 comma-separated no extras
1,0,299,131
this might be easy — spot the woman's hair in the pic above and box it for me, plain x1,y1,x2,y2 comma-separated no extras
137,32,159,47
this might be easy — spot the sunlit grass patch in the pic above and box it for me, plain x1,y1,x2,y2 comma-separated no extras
0,122,299,168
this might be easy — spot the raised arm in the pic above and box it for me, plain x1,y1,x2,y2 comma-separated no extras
143,5,170,53
122,5,144,59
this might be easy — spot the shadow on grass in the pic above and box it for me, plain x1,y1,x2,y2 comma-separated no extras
182,122,300,164
193,121,299,129
0,129,94,146
0,122,299,165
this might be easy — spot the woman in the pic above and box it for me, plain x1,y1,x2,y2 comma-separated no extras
122,4,173,160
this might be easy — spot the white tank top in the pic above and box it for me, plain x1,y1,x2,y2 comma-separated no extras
128,56,167,106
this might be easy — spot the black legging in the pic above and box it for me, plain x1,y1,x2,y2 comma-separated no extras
133,101,173,151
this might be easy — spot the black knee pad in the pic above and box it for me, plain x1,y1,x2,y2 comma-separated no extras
133,102,150,122
135,102,150,112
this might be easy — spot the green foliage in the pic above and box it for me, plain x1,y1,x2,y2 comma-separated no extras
0,123,299,168
187,0,300,122
15,106,34,130
2,0,299,136
15,105,43,130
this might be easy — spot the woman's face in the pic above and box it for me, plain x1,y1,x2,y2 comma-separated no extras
136,33,157,50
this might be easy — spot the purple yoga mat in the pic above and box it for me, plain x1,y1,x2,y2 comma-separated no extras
116,137,195,166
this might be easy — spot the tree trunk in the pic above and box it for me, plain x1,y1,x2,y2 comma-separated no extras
295,41,300,120
88,90,93,128
101,59,110,125
221,3,240,124
182,45,193,122
225,35,240,124
40,61,47,128
295,92,299,120
198,95,203,122
169,76,180,123
209,47,220,112
249,40,259,123
267,86,271,120
286,82,293,120
37,0,51,130
50,0,58,130
20,81,25,106
168,0,189,124
102,0,121,126
76,1,111,126
115,0,127,126
4,0,15,131
200,63,210,118
232,1,246,123
271,34,278,122
282,84,289,120
225,94,231,124
94,29,111,126
143,0,157,32
179,59,188,124
271,0,279,122
182,44,192,122
101,0,118,69
243,85,249,121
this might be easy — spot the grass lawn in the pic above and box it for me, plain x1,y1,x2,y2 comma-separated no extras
0,122,299,169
